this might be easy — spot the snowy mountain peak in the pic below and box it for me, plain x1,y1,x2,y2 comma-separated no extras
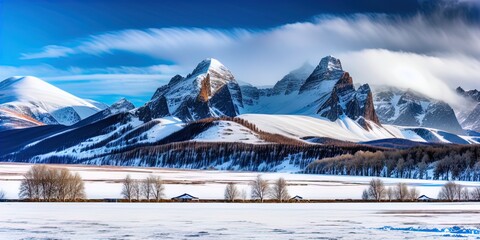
138,58,243,122
318,55,343,73
191,58,229,76
299,56,345,93
109,98,135,113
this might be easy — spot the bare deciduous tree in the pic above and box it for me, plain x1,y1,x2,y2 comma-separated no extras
132,179,141,201
470,187,480,200
224,182,240,202
438,181,463,201
57,168,71,201
141,176,154,200
367,178,385,201
394,183,409,200
18,165,85,201
461,188,470,201
121,175,134,201
250,175,270,202
150,176,165,202
408,187,420,200
270,177,290,202
386,187,394,201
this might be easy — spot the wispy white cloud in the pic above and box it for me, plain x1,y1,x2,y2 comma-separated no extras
20,45,75,59
14,11,480,107
338,49,480,108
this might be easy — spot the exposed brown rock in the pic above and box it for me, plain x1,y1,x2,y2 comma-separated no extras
362,90,380,125
197,74,211,102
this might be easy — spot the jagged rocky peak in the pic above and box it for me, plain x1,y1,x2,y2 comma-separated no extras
138,58,243,122
189,58,236,93
302,56,381,127
318,55,343,72
299,55,344,93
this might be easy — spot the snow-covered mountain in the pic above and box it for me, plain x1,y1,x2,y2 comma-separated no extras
0,76,106,130
242,56,380,129
373,86,464,135
456,87,480,132
0,56,477,173
137,58,243,122
1,112,476,170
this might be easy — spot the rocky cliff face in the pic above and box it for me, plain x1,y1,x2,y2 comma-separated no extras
304,56,380,127
373,87,464,134
137,58,243,122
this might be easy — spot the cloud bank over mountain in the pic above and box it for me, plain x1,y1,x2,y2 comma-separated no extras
2,0,479,105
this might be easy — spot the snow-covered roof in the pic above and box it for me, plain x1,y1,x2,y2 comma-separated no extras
418,195,432,200
172,193,199,200
291,195,303,200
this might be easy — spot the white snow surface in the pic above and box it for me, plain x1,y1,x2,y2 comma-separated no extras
1,202,480,239
1,164,480,239
139,117,184,143
239,114,400,142
239,114,478,144
193,121,264,143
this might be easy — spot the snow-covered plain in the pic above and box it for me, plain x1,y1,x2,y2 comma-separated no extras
1,202,480,239
1,163,480,200
1,163,480,239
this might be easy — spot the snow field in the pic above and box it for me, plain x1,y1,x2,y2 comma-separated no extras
1,163,479,200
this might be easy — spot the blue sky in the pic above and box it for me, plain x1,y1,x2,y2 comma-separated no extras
1,0,479,106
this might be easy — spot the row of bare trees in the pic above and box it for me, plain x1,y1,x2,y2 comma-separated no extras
362,179,420,201
438,181,480,201
18,165,85,201
362,178,480,201
121,175,165,201
224,175,291,202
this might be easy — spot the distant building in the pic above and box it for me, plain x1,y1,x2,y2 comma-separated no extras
290,195,304,201
418,195,432,201
171,193,199,202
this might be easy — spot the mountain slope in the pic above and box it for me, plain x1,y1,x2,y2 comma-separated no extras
0,76,105,129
